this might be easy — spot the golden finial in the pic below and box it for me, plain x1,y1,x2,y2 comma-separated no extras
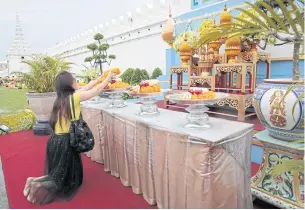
220,3,232,25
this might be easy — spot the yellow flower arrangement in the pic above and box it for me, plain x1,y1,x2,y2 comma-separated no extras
0,109,36,132
198,19,215,33
236,8,276,45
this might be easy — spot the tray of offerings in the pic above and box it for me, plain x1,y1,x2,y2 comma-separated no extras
166,88,229,129
95,68,131,108
129,80,169,116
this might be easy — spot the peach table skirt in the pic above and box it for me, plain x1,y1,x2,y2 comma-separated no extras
81,105,253,209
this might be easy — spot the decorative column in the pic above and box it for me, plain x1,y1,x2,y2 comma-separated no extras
252,130,304,209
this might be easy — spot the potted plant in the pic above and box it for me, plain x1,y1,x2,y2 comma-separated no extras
81,68,99,84
197,0,304,142
17,54,72,135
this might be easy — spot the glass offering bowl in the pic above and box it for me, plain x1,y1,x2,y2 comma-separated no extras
103,88,130,108
130,90,170,116
166,92,229,129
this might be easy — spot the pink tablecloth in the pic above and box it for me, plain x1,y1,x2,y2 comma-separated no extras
81,106,253,209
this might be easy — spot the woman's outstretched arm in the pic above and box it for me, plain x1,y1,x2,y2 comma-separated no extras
78,75,104,92
78,73,114,102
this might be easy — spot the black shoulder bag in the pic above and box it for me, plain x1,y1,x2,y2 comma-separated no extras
69,95,95,153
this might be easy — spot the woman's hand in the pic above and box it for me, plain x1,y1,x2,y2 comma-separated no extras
77,74,105,92
105,72,116,83
79,72,116,102
96,74,104,83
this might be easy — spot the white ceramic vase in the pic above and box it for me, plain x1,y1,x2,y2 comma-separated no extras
253,79,304,141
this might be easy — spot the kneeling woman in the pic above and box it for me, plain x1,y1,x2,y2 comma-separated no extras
23,71,114,205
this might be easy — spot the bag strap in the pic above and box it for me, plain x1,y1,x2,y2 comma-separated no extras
70,94,76,120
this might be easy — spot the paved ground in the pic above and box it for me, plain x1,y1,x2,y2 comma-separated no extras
0,156,9,209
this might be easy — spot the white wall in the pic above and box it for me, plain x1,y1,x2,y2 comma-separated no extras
7,55,31,74
64,33,168,76
109,34,168,75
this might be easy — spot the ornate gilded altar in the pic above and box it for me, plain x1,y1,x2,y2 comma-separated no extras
213,63,254,93
239,51,271,87
251,130,304,209
216,93,253,121
164,5,271,121
169,66,189,90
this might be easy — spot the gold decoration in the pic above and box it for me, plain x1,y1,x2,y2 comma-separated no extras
179,33,192,66
220,4,232,26
171,67,188,74
197,45,215,75
225,36,241,64
190,78,212,86
162,6,175,47
207,20,223,55
215,65,242,74
269,90,287,127
208,40,222,55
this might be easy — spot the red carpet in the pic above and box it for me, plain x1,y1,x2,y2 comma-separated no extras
0,130,156,209
0,130,261,208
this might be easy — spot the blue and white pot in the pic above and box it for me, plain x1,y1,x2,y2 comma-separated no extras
253,79,304,142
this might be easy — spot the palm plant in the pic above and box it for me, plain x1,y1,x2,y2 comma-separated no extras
81,68,99,84
197,0,304,80
197,0,305,176
16,54,72,93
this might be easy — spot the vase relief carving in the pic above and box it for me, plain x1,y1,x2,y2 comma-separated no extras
269,90,287,128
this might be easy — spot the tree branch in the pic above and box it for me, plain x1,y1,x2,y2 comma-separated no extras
106,59,112,66
258,36,270,50
274,41,293,46
270,32,297,42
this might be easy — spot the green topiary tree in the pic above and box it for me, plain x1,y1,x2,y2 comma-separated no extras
84,33,116,74
141,69,150,80
130,68,145,85
151,67,163,79
120,68,135,84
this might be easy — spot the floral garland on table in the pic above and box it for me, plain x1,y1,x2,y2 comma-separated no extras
173,31,199,52
235,8,276,45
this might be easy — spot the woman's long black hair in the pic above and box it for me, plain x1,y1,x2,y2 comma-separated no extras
50,71,75,131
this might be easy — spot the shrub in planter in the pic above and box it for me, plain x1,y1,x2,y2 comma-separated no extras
15,54,72,135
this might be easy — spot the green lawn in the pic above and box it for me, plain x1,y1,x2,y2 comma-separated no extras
0,87,28,114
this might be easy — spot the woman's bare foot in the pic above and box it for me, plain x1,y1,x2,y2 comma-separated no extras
23,177,35,197
26,181,41,204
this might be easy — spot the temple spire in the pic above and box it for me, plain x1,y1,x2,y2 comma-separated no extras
8,13,32,56
169,5,172,17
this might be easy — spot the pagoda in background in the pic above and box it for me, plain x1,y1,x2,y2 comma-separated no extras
7,13,33,75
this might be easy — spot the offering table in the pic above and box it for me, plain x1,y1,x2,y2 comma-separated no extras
81,101,254,209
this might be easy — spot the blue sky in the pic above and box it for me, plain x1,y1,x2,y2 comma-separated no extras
0,0,149,60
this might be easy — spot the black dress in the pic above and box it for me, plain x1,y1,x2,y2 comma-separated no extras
25,134,83,205
25,94,83,205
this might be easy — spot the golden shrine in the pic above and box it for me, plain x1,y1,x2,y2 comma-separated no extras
164,5,271,121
